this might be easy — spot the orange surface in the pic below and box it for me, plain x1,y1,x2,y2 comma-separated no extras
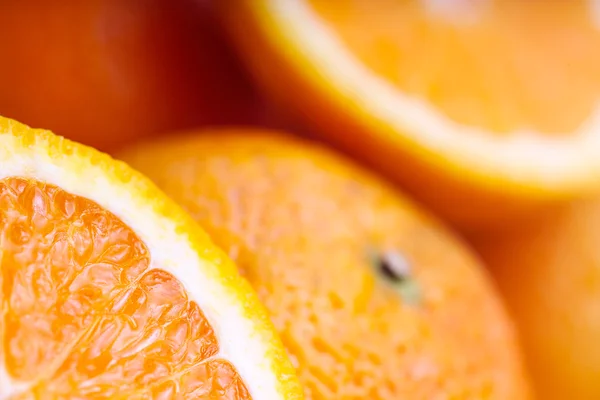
120,129,531,399
472,199,600,400
1,177,250,398
0,0,258,151
309,0,600,135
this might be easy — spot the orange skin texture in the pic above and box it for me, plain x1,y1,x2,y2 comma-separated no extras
472,200,600,400
120,129,531,400
0,0,259,151
219,1,600,232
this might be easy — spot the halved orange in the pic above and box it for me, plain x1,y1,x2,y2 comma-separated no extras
0,117,302,399
222,0,600,230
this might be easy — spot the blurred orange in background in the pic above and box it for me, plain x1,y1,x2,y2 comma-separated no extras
221,0,600,232
472,199,600,400
0,0,260,151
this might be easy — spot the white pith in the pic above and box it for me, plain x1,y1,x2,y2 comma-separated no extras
0,130,282,399
261,0,600,188
592,0,600,27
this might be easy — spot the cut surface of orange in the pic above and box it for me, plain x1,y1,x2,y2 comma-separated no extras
0,117,301,399
222,0,600,229
309,1,600,136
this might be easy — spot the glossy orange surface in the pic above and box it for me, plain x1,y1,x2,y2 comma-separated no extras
0,177,250,398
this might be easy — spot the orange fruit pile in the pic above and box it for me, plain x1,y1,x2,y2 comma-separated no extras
120,128,531,399
0,117,301,399
3,2,600,399
221,0,600,230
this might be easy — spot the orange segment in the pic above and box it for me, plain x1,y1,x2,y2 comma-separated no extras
309,1,600,135
40,270,220,397
0,177,249,398
2,178,151,382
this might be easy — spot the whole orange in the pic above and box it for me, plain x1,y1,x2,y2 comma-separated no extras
120,128,531,399
472,199,600,399
0,0,258,150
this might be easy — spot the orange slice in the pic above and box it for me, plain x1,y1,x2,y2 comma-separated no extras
0,117,302,399
221,0,600,230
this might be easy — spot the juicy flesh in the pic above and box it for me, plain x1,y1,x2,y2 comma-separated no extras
0,177,251,399
308,0,600,135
